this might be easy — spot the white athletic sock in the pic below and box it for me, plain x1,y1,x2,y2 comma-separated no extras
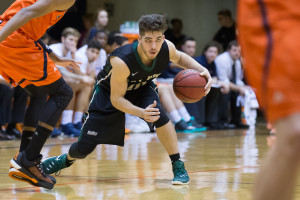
178,106,191,122
61,110,73,125
169,110,182,123
73,111,83,124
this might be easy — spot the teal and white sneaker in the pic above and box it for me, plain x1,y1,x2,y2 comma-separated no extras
41,154,74,175
172,160,190,185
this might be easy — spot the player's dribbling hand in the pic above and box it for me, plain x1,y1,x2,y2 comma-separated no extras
142,101,160,122
200,69,212,96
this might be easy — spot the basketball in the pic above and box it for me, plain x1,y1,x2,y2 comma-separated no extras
173,69,207,103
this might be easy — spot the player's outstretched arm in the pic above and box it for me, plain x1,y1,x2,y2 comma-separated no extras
49,51,80,72
0,0,75,43
167,40,212,96
110,57,160,122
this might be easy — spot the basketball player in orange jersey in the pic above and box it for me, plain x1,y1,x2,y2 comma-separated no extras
0,0,80,189
238,1,300,199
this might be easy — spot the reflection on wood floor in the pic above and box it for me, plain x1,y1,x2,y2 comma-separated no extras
0,125,294,200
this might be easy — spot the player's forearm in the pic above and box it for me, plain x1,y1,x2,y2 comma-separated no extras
111,97,144,118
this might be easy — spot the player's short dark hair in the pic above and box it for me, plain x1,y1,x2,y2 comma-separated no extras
202,41,222,54
87,40,102,50
138,14,168,36
227,40,239,50
182,36,195,45
217,9,232,18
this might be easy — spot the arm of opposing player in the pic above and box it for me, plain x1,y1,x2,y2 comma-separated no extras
110,57,160,122
0,0,75,43
167,40,212,96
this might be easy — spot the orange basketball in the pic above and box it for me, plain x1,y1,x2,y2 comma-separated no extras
173,69,207,103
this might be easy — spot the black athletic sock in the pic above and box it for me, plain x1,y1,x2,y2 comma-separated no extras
169,153,181,162
20,130,34,152
25,125,52,161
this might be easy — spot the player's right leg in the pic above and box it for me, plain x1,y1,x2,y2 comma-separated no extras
9,78,73,189
254,114,300,200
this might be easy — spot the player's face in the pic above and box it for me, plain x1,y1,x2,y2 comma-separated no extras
228,45,241,60
97,10,108,27
204,46,218,63
139,31,165,60
62,35,78,51
181,40,196,57
86,48,100,62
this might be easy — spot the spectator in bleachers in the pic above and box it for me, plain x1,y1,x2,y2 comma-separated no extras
105,33,129,55
156,37,204,132
193,41,230,129
87,9,109,42
50,27,96,136
165,18,186,49
77,29,108,75
213,9,236,51
215,40,250,129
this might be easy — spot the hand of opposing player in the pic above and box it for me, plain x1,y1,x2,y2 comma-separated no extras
55,57,81,72
49,52,81,72
200,69,212,96
142,101,160,122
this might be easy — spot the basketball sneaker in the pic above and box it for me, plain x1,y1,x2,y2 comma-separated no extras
9,151,56,189
172,160,190,185
42,153,75,175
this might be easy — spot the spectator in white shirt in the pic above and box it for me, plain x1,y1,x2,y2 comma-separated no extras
215,40,250,128
77,29,108,75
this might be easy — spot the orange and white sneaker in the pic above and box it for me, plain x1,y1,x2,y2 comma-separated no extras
9,151,56,189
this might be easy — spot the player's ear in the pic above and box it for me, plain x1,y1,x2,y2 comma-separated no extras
138,35,142,43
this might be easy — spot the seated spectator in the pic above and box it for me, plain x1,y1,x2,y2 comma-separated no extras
0,77,28,140
105,33,129,55
215,40,250,128
77,29,108,75
192,41,230,129
213,9,236,51
164,18,186,49
50,28,96,137
86,9,109,42
156,37,204,132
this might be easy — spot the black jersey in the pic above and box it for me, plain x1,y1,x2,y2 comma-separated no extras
97,41,169,91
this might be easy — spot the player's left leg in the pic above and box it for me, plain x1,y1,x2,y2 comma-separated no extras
42,141,97,174
133,84,190,184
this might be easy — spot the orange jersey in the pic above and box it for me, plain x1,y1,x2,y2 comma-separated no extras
238,0,300,122
0,0,66,41
0,0,67,87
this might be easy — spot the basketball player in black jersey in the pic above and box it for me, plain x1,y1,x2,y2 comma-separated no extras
42,14,212,185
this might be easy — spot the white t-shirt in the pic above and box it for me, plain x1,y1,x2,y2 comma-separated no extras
77,45,107,75
75,50,96,75
49,43,72,58
215,51,245,86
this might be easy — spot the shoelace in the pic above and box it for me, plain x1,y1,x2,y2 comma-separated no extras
35,162,47,178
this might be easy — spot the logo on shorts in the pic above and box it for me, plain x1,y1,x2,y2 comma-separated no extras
87,130,98,136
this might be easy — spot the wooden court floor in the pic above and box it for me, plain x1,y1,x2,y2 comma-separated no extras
0,126,299,200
